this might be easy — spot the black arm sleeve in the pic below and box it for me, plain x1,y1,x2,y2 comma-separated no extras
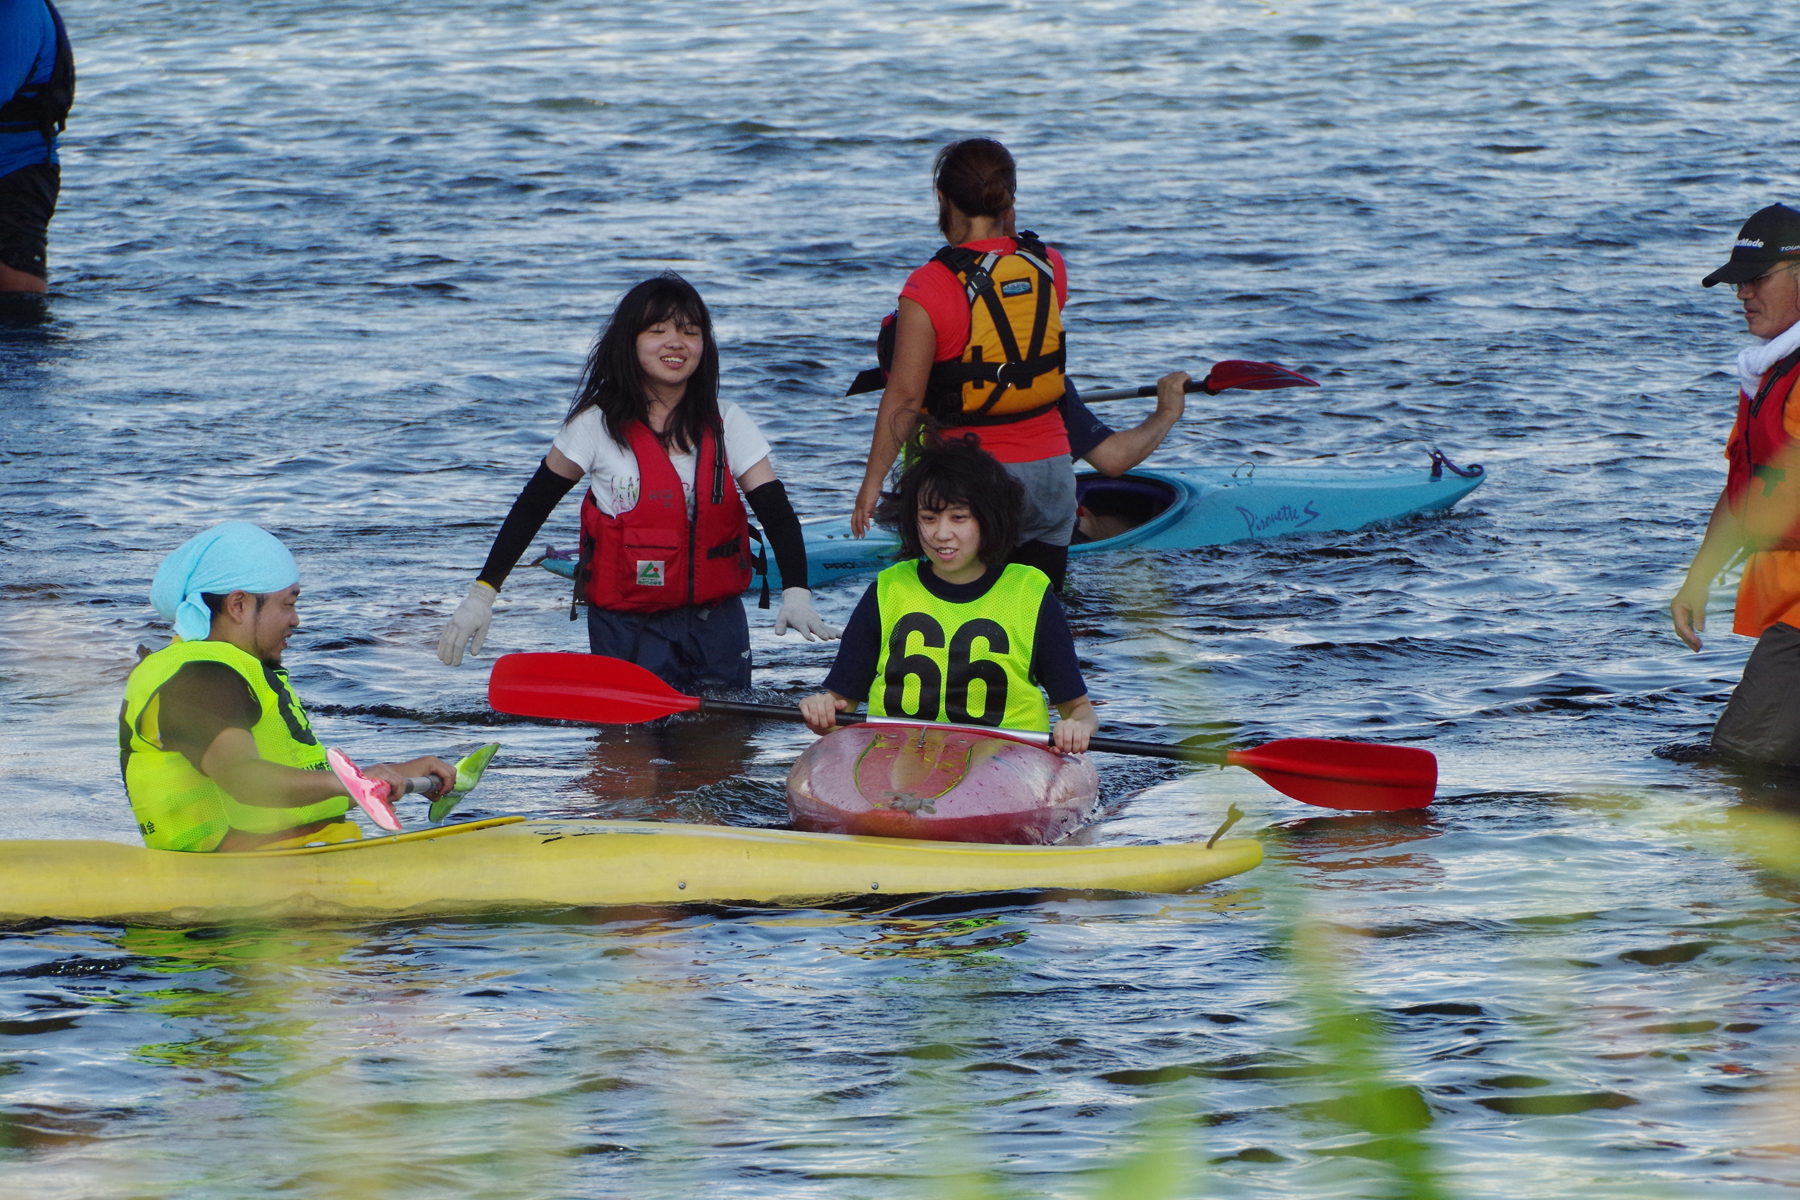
157,662,263,771
477,460,580,590
743,479,808,591
820,583,883,703
1029,591,1088,706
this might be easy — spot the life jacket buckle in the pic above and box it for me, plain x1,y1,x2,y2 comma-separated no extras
992,360,1031,389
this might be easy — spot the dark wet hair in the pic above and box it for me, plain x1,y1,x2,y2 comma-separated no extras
876,431,1023,565
934,138,1017,240
566,272,721,454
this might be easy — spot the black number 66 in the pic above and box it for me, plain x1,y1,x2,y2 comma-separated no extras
882,615,1010,725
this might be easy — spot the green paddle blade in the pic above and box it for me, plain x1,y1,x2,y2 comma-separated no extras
431,742,500,824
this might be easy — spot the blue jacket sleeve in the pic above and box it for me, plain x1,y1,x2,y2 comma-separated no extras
1060,388,1115,463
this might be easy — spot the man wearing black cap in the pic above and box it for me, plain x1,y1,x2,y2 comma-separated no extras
1672,203,1800,764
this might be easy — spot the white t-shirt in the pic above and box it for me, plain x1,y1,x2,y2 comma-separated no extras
552,401,773,516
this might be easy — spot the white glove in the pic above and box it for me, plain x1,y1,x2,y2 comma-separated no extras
773,587,841,641
437,581,498,666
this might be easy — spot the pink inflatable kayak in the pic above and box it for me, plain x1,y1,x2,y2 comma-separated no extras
786,722,1100,844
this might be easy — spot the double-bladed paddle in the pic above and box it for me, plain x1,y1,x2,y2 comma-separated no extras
1079,359,1319,403
487,653,1436,812
843,358,1318,400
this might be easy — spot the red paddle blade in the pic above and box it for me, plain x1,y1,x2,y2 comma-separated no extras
1205,359,1319,393
1224,738,1436,811
488,653,700,724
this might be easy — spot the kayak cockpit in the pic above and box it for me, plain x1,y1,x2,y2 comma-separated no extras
1072,473,1184,545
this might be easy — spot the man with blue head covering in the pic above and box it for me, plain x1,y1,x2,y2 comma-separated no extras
121,522,455,852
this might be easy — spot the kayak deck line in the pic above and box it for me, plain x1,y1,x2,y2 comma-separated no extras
223,815,527,857
537,456,1489,592
0,819,1263,924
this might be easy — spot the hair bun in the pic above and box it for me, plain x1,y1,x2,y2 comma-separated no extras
934,138,1017,220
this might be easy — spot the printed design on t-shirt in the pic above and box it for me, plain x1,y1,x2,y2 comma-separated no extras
636,561,666,587
610,475,641,514
610,477,694,514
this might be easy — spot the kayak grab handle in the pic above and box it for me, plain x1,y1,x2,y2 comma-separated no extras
1428,447,1484,480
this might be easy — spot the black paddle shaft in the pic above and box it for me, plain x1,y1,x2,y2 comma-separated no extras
695,697,1228,765
1088,735,1227,765
846,375,1220,403
1080,379,1222,403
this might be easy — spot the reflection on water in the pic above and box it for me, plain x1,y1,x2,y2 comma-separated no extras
562,716,779,826
4,0,1800,1194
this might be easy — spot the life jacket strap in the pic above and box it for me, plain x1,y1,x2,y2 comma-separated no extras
746,524,771,609
1749,347,1800,419
930,345,1066,389
0,1,75,148
931,239,1060,419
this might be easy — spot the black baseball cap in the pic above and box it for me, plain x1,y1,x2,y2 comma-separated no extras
1703,203,1800,287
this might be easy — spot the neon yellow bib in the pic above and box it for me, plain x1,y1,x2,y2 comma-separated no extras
119,639,344,852
868,561,1051,731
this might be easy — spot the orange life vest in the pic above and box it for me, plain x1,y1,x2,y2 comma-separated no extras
923,231,1067,426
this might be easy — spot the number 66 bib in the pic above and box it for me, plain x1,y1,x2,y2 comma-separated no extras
868,560,1051,732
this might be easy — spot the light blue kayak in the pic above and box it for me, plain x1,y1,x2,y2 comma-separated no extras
540,448,1486,591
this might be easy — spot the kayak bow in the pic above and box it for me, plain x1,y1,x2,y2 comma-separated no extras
787,722,1101,843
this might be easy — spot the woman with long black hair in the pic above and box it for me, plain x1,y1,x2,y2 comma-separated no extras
438,272,835,691
851,137,1078,590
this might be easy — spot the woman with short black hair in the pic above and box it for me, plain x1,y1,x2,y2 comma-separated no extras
806,432,1095,752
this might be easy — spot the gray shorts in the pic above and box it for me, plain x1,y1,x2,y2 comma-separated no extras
1002,455,1077,547
1711,621,1800,765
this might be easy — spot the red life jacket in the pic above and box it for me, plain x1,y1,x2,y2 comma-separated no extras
575,421,752,613
1725,348,1800,553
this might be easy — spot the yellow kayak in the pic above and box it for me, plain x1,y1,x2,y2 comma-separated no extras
0,817,1262,924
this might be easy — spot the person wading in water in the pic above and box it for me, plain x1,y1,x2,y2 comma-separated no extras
1672,203,1800,764
851,137,1081,591
437,272,837,691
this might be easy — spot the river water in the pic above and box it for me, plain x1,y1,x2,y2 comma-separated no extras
2,0,1797,1196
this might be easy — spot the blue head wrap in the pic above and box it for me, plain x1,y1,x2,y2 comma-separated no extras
150,522,300,641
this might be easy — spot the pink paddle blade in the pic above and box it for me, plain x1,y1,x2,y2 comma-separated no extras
326,747,402,832
488,652,700,724
1205,360,1319,393
1225,739,1436,811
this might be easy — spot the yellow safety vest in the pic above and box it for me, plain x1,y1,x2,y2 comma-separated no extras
118,639,345,852
925,232,1067,425
868,561,1051,731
